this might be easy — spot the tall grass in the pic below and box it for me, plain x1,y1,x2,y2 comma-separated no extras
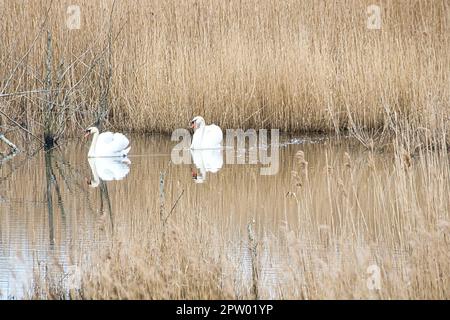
26,131,449,300
0,0,448,134
1,0,448,300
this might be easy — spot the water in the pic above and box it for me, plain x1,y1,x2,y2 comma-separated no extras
0,134,415,298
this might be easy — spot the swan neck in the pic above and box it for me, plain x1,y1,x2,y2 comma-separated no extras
197,125,205,137
194,123,205,132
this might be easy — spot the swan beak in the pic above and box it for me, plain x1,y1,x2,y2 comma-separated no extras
191,169,197,179
190,121,195,129
84,130,90,138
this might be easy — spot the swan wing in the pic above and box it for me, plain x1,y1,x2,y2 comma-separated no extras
204,124,223,147
191,125,222,149
96,132,130,155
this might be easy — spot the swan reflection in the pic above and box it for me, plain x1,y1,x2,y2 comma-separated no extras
190,149,223,183
87,157,131,187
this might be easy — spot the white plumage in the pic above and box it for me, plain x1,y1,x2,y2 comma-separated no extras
85,127,131,157
189,116,223,150
87,157,131,187
190,149,223,183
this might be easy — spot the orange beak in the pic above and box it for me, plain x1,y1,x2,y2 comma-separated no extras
84,131,90,138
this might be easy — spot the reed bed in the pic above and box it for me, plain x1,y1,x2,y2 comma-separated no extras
0,0,448,135
1,0,448,300
26,131,449,300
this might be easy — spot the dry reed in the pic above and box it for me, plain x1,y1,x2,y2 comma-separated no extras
0,0,448,135
27,131,449,300
1,0,448,300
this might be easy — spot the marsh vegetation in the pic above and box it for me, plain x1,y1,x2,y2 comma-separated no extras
0,133,447,300
0,0,448,300
0,0,448,134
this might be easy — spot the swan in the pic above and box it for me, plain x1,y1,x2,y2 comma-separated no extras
84,127,131,157
190,149,223,183
87,157,131,187
189,116,223,150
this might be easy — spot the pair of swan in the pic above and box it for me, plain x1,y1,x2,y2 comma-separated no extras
84,116,222,185
86,149,223,186
85,149,223,186
84,116,222,157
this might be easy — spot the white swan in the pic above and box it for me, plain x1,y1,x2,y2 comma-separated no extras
87,157,131,187
85,127,131,157
190,149,223,183
190,116,223,150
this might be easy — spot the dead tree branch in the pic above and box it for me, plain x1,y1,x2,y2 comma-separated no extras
0,133,19,152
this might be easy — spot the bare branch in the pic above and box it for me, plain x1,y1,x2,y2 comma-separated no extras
0,133,19,152
0,104,44,144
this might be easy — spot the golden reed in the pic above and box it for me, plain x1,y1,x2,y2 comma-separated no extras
0,0,448,134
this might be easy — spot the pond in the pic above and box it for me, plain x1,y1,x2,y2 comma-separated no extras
0,133,446,299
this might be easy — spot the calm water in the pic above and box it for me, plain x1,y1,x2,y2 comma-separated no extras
0,134,379,299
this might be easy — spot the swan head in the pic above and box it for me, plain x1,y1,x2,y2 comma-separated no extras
190,116,205,130
84,126,99,138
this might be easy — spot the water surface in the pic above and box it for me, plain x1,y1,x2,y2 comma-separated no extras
0,134,393,298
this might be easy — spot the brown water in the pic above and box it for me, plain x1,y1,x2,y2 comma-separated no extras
1,134,444,299
0,134,332,298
